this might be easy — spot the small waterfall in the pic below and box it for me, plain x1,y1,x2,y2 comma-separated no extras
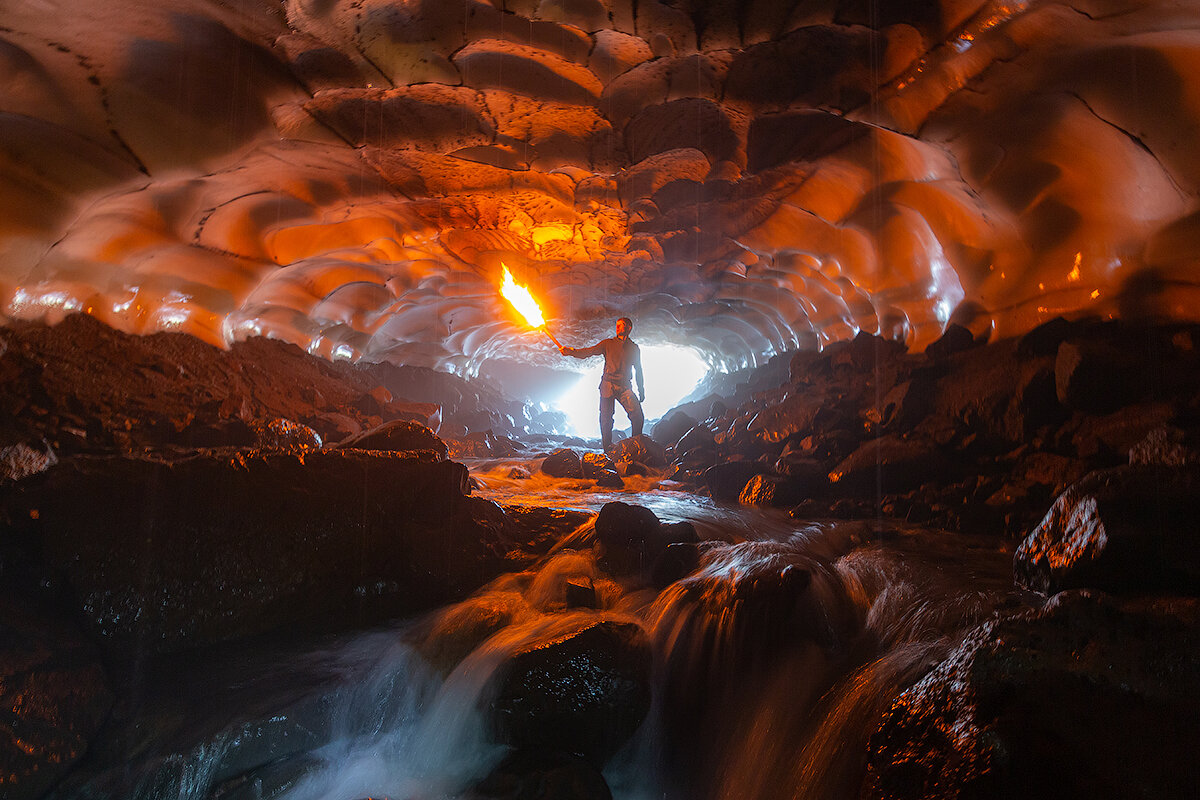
82,513,1009,800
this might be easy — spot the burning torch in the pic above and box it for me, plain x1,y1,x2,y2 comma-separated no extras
500,264,562,349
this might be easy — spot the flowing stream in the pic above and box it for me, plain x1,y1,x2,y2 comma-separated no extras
64,459,1016,800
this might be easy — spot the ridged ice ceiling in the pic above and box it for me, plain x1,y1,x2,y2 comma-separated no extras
1,0,1198,374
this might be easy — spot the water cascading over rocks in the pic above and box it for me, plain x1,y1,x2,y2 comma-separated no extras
5,2,1200,800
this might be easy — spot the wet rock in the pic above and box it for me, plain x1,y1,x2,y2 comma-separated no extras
651,409,697,448
676,423,716,454
0,441,57,482
592,503,699,579
469,750,613,800
745,393,825,445
1013,464,1200,595
499,505,592,561
0,450,511,655
865,591,1200,800
593,501,663,575
542,448,585,478
250,417,322,450
676,444,717,471
828,435,950,495
739,473,803,507
565,579,598,610
610,435,667,468
507,465,532,479
339,418,448,459
703,460,763,502
0,592,112,800
488,620,652,766
651,541,702,588
581,452,616,479
615,459,648,477
594,470,625,488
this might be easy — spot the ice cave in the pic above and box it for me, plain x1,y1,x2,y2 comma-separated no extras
2,1,1200,798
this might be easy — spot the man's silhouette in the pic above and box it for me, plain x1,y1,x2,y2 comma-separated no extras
560,317,645,450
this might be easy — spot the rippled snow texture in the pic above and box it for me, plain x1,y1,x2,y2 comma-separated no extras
2,0,1199,373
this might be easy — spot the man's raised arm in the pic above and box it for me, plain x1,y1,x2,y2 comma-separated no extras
560,342,604,358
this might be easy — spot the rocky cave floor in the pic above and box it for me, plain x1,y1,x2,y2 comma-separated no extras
2,313,1200,800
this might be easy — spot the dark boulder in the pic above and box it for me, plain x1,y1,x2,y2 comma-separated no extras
1055,340,1140,413
1013,463,1200,595
739,473,804,507
593,502,698,578
866,377,935,433
924,323,978,360
651,410,698,449
704,460,763,502
593,501,663,575
610,435,667,468
1002,365,1066,441
487,621,653,766
339,418,447,458
1016,315,1077,357
865,591,1200,800
676,445,717,471
676,423,716,454
828,435,951,495
595,470,625,488
650,541,702,588
773,444,829,487
0,450,511,655
542,448,585,478
744,393,826,445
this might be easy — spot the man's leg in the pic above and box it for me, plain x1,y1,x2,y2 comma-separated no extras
599,394,616,449
618,387,644,438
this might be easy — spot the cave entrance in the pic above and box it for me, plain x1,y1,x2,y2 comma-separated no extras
554,345,708,439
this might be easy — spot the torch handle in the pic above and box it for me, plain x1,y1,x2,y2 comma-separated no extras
541,327,563,349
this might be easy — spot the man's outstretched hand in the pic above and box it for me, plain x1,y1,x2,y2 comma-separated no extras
558,346,568,355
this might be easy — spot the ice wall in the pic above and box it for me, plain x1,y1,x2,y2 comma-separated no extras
1,0,1197,374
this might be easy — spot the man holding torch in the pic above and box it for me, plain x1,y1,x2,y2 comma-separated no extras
498,266,645,450
559,317,645,451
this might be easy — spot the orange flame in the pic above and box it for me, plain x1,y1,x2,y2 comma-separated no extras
500,264,545,328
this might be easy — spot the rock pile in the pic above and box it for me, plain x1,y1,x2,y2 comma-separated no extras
656,318,1200,537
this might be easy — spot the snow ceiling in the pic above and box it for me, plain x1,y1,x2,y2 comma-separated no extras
1,0,1198,374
